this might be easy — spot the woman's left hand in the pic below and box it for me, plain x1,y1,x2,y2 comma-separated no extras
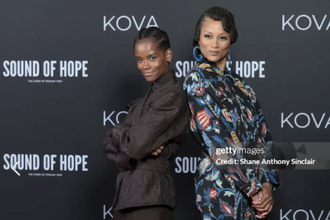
252,183,274,219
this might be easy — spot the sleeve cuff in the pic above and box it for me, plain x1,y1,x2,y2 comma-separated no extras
240,177,262,197
224,173,262,197
115,152,137,170
261,170,281,190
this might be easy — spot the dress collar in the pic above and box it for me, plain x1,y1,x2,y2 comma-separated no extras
197,57,230,75
153,69,176,88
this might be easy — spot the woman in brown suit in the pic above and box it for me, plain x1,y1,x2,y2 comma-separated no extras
103,27,189,220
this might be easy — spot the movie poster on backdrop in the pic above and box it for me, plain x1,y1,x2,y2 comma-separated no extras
0,0,329,220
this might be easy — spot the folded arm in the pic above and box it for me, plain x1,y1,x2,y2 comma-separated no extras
112,90,186,159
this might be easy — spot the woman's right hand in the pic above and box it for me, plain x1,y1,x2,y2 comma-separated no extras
252,183,274,219
151,145,164,156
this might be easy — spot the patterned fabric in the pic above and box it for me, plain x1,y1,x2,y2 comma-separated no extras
183,58,280,220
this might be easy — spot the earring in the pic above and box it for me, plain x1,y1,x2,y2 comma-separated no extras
226,49,232,74
193,46,203,62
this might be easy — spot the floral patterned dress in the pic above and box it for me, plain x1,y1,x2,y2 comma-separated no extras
183,58,280,220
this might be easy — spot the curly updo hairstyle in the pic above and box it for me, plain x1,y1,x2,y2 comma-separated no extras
193,7,238,47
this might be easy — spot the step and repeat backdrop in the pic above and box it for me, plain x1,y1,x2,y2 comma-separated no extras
1,0,330,219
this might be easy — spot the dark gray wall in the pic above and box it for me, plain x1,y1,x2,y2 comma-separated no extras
1,0,330,219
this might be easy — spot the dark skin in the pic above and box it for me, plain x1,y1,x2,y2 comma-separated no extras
135,39,172,82
199,17,274,218
134,38,172,156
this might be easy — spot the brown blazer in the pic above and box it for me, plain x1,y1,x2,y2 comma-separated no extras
103,69,190,211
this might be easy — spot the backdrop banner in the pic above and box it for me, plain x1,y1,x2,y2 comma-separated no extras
1,0,329,219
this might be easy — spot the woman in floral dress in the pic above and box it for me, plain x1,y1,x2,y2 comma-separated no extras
183,7,280,220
